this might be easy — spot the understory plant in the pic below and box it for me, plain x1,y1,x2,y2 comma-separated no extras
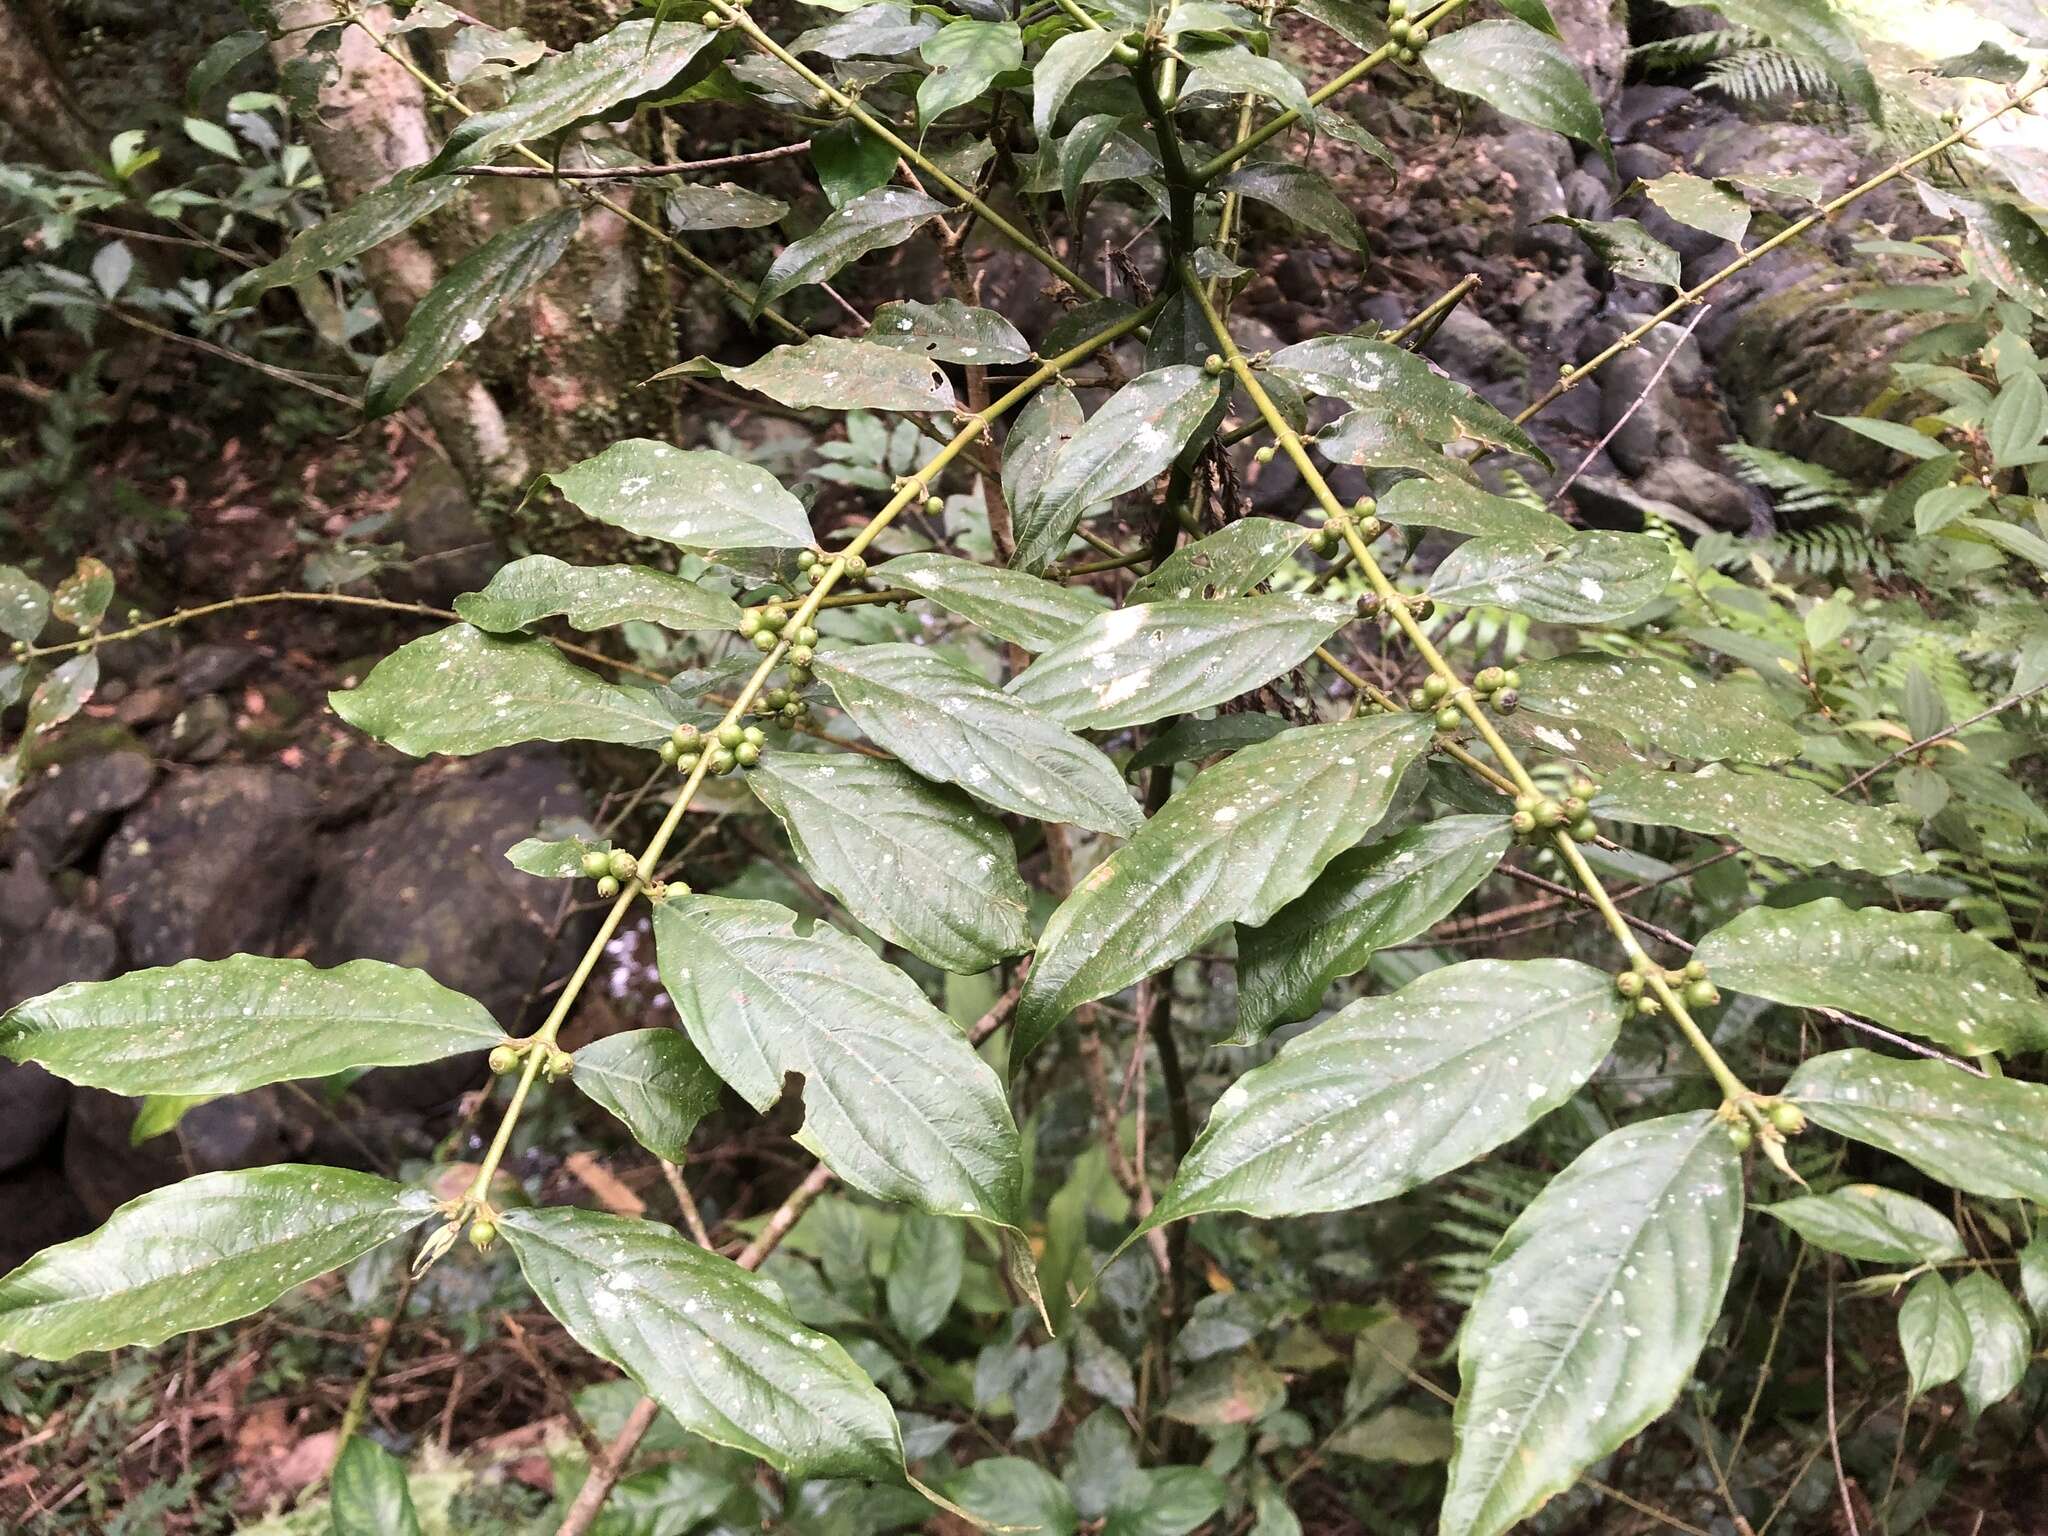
6,0,2048,1532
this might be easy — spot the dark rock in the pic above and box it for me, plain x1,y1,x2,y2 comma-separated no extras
1,908,119,1008
1424,306,1529,384
0,1064,69,1174
99,765,318,967
1596,334,1699,474
11,750,156,867
175,643,263,696
165,694,233,762
1613,142,1678,190
1637,458,1761,531
1610,85,1696,144
307,748,594,1111
1548,0,1629,106
1518,267,1601,338
0,853,56,938
384,458,504,607
65,1085,309,1221
114,682,182,729
1274,250,1323,306
1569,474,1695,532
0,1161,89,1274
1563,168,1611,221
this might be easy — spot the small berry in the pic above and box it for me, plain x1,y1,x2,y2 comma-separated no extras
781,701,804,719
1534,798,1566,829
542,1049,573,1082
1388,0,1406,15
659,739,681,764
1684,979,1722,1009
1727,1121,1754,1152
1769,1101,1807,1135
806,566,826,586
717,723,745,749
1616,970,1645,998
788,644,815,666
580,850,610,878
1683,958,1707,981
672,723,699,747
1307,530,1333,555
1502,668,1521,689
596,875,620,898
1635,994,1660,1016
1474,666,1507,693
607,849,638,880
709,747,737,775
1408,597,1435,621
1203,353,1224,374
1408,24,1428,45
468,1218,498,1250
794,626,818,647
925,495,944,514
742,725,766,746
1510,809,1537,836
735,741,761,767
1357,593,1382,618
675,751,700,775
1254,445,1275,464
796,550,818,570
1569,775,1598,800
753,630,777,652
1561,795,1587,819
488,1043,519,1075
1422,674,1450,703
1408,688,1430,712
1494,687,1520,714
1434,705,1462,731
762,606,788,631
1569,816,1597,841
844,555,867,579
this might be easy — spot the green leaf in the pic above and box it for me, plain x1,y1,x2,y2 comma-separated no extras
1492,0,1562,36
0,564,50,642
1128,518,1310,604
1235,815,1511,1038
1016,716,1435,1059
665,181,789,231
867,298,1030,366
365,207,581,417
419,19,717,175
1953,1272,2031,1418
27,654,97,735
654,895,1025,1225
887,1209,965,1344
792,3,938,59
1036,29,1124,143
1,956,505,1096
1899,1273,1972,1401
1179,42,1310,119
1423,20,1611,161
918,19,1023,123
1150,959,1622,1230
1328,1405,1454,1465
1007,594,1354,730
1214,162,1364,251
1821,413,1946,459
0,1166,434,1359
811,120,899,207
50,555,114,632
1688,0,1881,119
1758,1185,1964,1264
1642,173,1750,244
876,552,1109,651
1377,478,1574,545
1698,899,2048,1056
1269,335,1549,465
813,643,1142,835
1103,1467,1226,1536
454,554,742,635
1599,765,1929,877
184,115,242,161
758,187,949,311
1163,1354,1287,1425
944,1458,1078,1535
1425,530,1671,623
1543,216,1680,284
572,1028,723,1163
1514,654,1800,764
1441,1113,1742,1536
238,177,463,295
1960,197,2048,318
2024,1231,2048,1328
747,752,1031,973
1014,366,1225,573
543,438,813,556
1989,369,2047,467
1003,383,1083,536
331,624,679,756
1128,713,1290,771
496,1206,905,1479
1785,1049,2048,1202
703,337,959,414
331,1437,422,1536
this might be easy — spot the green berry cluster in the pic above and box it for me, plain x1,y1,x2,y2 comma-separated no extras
1613,956,1721,1018
1510,773,1598,842
485,1037,574,1082
1471,664,1520,714
1386,0,1427,61
798,548,869,591
739,604,819,661
755,685,809,723
1303,503,1384,558
577,845,641,898
665,720,768,778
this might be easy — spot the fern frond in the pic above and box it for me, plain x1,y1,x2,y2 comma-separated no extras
1628,26,1755,74
1702,46,1838,107
1721,444,1855,514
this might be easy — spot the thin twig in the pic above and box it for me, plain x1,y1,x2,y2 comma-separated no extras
1825,1267,1863,1536
658,1160,715,1249
1547,306,1709,505
1838,682,2048,794
448,141,813,179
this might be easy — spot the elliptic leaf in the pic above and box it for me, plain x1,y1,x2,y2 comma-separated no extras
1441,1114,1742,1536
331,624,680,756
365,206,580,417
918,19,1023,124
497,1206,905,1480
747,752,1032,973
1149,959,1623,1229
1014,366,1225,573
887,1210,965,1345
813,644,1142,835
1128,713,1289,771
1643,173,1750,244
1960,197,2048,318
1215,163,1364,251
944,1457,1077,1535
867,298,1031,365
0,1166,434,1359
1179,42,1310,118
331,1437,422,1536
758,187,949,311
1128,518,1309,604
665,182,788,231
1035,29,1124,143
653,895,1025,1226
1423,20,1611,159
1698,899,2048,1056
239,176,462,294
1543,216,1681,285
455,554,742,634
1007,594,1354,730
1425,530,1671,624
1514,654,1800,764
1,956,505,1095
1235,815,1512,1038
793,4,938,60
1758,1185,1964,1264
713,337,958,414
1899,1273,1972,1400
1600,766,1930,877
1953,1271,2030,1418
572,1028,724,1163
50,556,114,631
877,552,1109,651
1377,477,1574,545
0,564,50,642
1016,716,1435,1059
1268,335,1549,465
1786,1050,2048,1202
26,655,96,734
1003,382,1084,537
545,438,813,556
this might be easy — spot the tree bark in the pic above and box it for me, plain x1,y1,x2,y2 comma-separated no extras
0,2,99,176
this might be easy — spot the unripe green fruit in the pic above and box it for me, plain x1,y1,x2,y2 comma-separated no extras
1254,445,1275,464
1408,688,1430,712
735,741,761,767
709,747,737,775
789,644,815,666
762,606,788,631
794,626,818,647
543,1050,573,1082
1684,979,1721,1009
1397,44,1415,62
845,555,867,578
753,630,777,652
1356,516,1384,540
1422,675,1450,703
788,664,814,685
806,566,826,585
739,611,762,638
1561,795,1587,819
488,1043,520,1075
1635,994,1660,1016
675,751,700,775
469,1218,498,1250
1683,958,1707,981
1409,597,1435,621
1494,687,1520,713
1534,798,1566,829
1307,531,1333,555
1727,1121,1754,1152
743,725,766,746
1388,0,1406,18
782,701,804,719
1769,1101,1807,1135
1615,970,1644,998
797,549,818,570
1203,353,1224,374
1390,16,1410,43
580,850,610,878
1569,816,1597,841
1510,810,1537,835
718,723,745,748
925,495,944,514
659,739,681,764
1408,24,1427,45
1434,705,1462,731
596,875,620,898
671,723,698,746
1569,775,1598,800
1502,668,1521,689
607,849,638,880
1474,666,1507,693
1514,791,1541,814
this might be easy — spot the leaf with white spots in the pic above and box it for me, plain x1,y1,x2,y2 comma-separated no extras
866,298,1032,366
757,187,949,312
1698,899,2048,1056
0,564,50,642
1513,653,1800,764
1015,716,1435,1060
1598,766,1931,878
1541,216,1681,285
544,438,814,556
1899,1273,1972,1400
1128,518,1311,604
653,894,1025,1226
497,1205,907,1480
1642,173,1750,244
571,1028,724,1164
330,625,681,756
0,1166,435,1359
747,752,1032,973
0,956,505,1095
1268,335,1549,466
1376,478,1574,546
1785,1050,2048,1202
1953,1272,2031,1418
1441,1113,1742,1536
455,554,743,634
875,552,1109,651
1758,1185,1964,1265
1145,959,1623,1231
1006,594,1354,731
696,337,959,414
1424,531,1671,624
1422,19,1612,162
812,643,1142,836
1235,815,1512,1039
